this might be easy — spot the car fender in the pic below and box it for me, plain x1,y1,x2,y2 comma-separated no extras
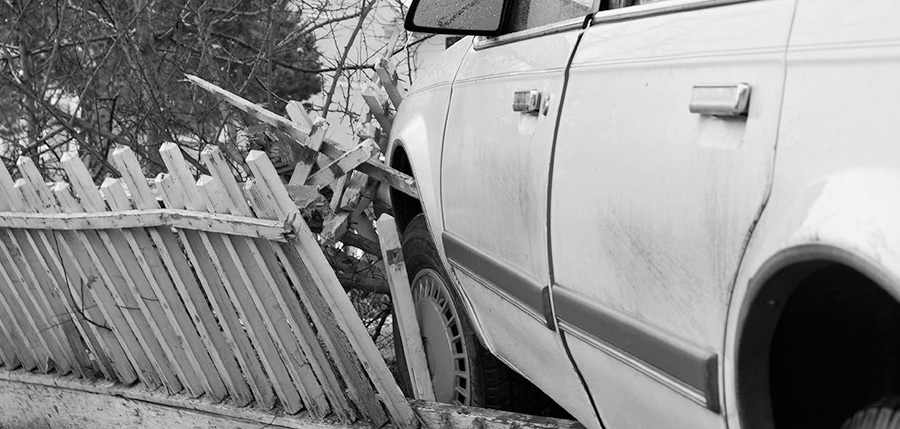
386,37,493,349
723,167,900,426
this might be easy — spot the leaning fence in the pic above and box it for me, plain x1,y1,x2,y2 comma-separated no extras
0,144,416,428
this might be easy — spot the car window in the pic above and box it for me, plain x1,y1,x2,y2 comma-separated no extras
505,0,595,33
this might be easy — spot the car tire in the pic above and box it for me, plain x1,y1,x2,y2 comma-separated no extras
843,398,900,429
394,214,510,408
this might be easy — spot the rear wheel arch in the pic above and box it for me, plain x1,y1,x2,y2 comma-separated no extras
735,244,900,428
388,142,423,234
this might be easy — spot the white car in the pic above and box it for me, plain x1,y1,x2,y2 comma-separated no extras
386,0,900,428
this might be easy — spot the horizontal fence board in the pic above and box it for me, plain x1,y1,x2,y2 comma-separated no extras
0,209,289,241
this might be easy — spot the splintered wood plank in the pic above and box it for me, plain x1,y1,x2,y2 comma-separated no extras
357,160,418,200
112,147,253,406
153,175,276,411
8,164,115,379
50,183,139,384
204,148,355,419
321,211,351,246
286,100,317,130
337,172,367,212
345,176,380,247
288,118,329,186
375,57,406,109
305,139,380,189
247,150,415,428
185,75,417,198
376,214,434,401
361,85,393,135
158,144,302,413
197,175,329,418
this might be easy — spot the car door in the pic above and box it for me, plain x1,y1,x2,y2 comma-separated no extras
439,1,601,425
548,0,797,428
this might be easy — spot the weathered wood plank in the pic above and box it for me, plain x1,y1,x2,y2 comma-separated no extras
0,182,58,373
14,159,95,377
0,209,289,241
361,84,393,135
245,178,387,426
10,169,117,379
158,146,303,412
286,100,317,129
289,118,329,186
348,178,381,246
51,183,141,384
208,155,356,421
0,233,48,371
306,139,380,189
377,214,434,401
154,174,277,410
0,228,81,376
356,160,419,200
198,174,330,418
198,174,327,415
2,158,92,376
375,57,406,109
113,147,254,406
101,178,212,396
0,200,73,375
246,150,415,428
57,156,168,389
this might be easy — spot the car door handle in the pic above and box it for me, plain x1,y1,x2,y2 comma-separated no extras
689,83,751,116
513,90,543,115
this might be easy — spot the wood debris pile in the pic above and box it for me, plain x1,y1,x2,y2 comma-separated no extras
186,31,415,299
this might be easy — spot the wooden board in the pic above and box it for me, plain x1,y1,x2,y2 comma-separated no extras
377,214,435,401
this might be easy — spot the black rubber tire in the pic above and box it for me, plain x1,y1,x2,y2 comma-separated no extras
844,398,900,429
394,214,510,409
394,215,571,418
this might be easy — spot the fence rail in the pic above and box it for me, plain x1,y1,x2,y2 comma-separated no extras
0,145,414,428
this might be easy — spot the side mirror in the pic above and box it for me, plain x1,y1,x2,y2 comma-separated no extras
404,0,509,36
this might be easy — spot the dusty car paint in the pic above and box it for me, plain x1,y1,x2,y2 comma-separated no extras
391,0,900,427
724,1,900,427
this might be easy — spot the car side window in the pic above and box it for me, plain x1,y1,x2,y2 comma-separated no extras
505,0,595,33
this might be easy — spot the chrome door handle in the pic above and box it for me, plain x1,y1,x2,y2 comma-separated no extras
689,83,751,116
513,90,542,114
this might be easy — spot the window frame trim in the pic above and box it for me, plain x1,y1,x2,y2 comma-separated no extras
474,0,757,51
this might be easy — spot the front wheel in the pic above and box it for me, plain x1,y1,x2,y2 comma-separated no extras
394,214,511,408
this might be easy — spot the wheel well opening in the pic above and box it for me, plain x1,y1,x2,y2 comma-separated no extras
390,145,423,233
738,261,900,428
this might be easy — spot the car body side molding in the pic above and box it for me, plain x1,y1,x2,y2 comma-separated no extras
553,286,721,413
442,232,546,317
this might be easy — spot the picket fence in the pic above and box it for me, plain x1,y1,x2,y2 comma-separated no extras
0,143,415,428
